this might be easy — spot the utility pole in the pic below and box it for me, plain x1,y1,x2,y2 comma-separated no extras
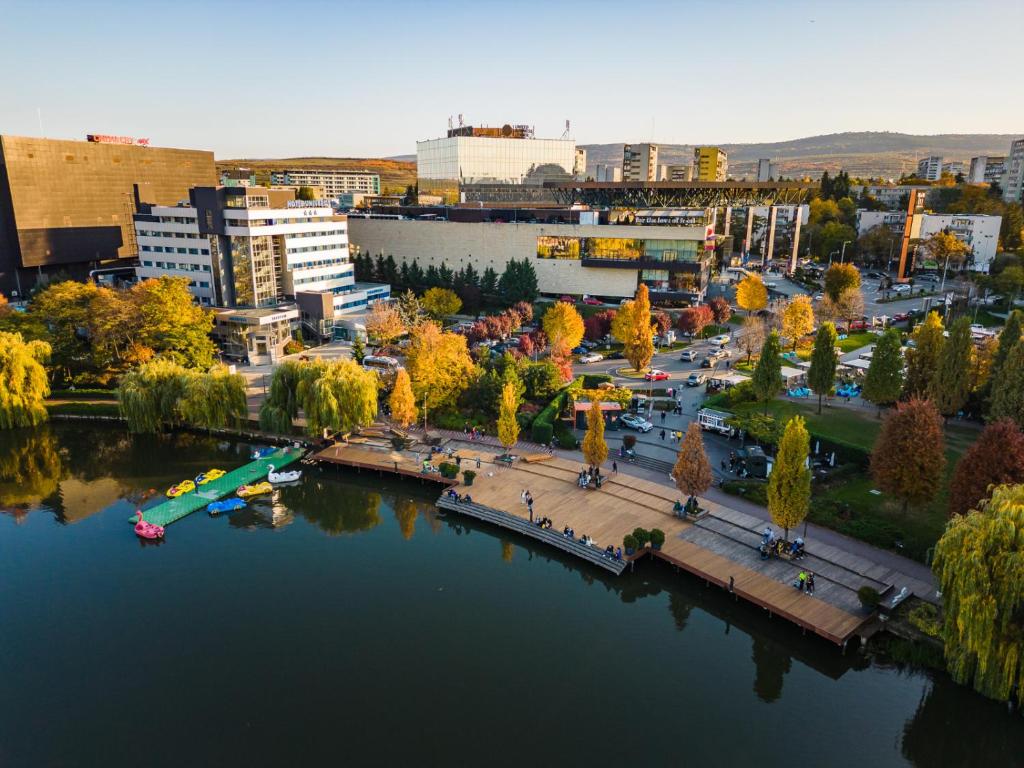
840,240,851,264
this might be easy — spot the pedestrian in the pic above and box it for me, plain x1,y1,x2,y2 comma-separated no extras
527,499,534,521
729,576,735,593
612,460,618,474
807,572,815,595
660,429,666,441
521,489,527,504
676,430,682,441
476,457,481,469
660,411,666,423
797,570,807,591
456,456,462,467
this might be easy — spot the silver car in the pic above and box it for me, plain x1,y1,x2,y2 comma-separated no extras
620,413,653,432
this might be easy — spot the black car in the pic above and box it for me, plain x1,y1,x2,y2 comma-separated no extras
607,351,625,360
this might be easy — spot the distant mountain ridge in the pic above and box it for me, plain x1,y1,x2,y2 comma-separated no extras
580,132,1020,179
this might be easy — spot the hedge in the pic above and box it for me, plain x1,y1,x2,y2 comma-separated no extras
530,377,583,445
49,388,118,400
531,421,554,445
581,373,613,389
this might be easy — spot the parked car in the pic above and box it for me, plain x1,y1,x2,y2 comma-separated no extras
893,312,909,322
580,339,598,349
559,295,575,303
813,293,825,301
582,296,602,306
607,351,625,360
686,372,707,387
571,346,589,355
709,333,731,347
578,352,604,364
679,349,698,362
645,369,670,381
892,284,911,294
620,413,653,432
847,319,868,331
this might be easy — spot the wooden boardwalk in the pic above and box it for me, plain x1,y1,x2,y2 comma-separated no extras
316,443,458,486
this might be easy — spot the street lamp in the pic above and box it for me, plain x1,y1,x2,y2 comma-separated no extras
828,249,839,266
840,240,851,263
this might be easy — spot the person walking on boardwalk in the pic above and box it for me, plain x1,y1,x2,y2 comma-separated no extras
527,496,534,521
806,572,815,595
612,460,618,475
796,570,807,591
660,429,666,441
521,489,527,504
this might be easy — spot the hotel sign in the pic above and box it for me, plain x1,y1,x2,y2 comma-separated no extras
86,134,151,146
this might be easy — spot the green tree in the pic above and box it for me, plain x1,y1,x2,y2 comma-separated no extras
581,399,607,468
990,310,1022,383
932,484,1024,703
870,399,946,514
611,284,655,372
350,337,366,364
808,322,839,414
862,327,904,413
823,263,861,303
766,416,811,539
178,365,247,431
296,358,379,436
296,185,317,201
988,339,1024,428
931,317,973,419
0,331,51,429
127,276,216,370
421,287,462,320
497,258,538,304
480,266,499,297
904,311,945,398
118,358,191,433
26,280,97,385
751,331,783,414
258,360,304,433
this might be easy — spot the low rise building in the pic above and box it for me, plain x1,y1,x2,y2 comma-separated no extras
268,169,381,198
349,209,716,304
855,209,1001,272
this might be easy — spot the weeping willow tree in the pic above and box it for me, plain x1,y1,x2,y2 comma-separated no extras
0,331,51,429
119,359,247,434
933,484,1024,705
0,427,63,506
295,358,378,436
258,360,306,433
178,365,247,431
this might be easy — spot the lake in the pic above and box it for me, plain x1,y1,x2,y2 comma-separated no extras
0,423,1021,767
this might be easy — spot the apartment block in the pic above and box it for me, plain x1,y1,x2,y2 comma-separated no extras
694,147,728,181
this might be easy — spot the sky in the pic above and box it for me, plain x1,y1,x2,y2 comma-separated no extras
1,0,1022,159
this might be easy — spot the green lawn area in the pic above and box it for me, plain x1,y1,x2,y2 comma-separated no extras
726,398,979,561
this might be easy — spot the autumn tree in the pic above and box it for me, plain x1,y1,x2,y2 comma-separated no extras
988,339,1024,428
672,422,712,497
930,317,973,420
676,305,714,338
581,399,608,468
388,368,418,428
807,322,839,414
736,274,768,314
948,420,1024,518
988,310,1022,388
766,416,811,540
611,284,655,372
404,321,475,415
870,399,946,513
542,300,585,352
904,311,945,398
365,301,405,347
751,331,783,414
819,286,865,328
922,230,970,272
780,296,814,350
0,331,51,429
862,327,904,413
708,296,732,325
496,380,521,453
823,263,861,302
296,358,379,436
737,316,767,364
421,287,462,320
177,365,247,432
932,483,1024,703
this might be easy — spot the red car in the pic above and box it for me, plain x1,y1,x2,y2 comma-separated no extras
645,369,670,381
559,295,575,303
582,297,602,306
893,312,909,322
847,319,868,331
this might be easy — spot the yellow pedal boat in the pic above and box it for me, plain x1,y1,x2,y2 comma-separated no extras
196,469,226,485
237,481,272,498
166,479,196,498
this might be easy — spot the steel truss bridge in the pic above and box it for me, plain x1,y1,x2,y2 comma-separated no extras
544,181,816,208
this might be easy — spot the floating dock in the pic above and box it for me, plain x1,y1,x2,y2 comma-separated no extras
134,446,305,527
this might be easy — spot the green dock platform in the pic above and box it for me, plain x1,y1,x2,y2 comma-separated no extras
132,446,306,527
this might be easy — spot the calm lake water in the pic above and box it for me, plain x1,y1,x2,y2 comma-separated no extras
1,423,1022,767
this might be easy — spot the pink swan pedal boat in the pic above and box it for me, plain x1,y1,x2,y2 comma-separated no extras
134,510,165,540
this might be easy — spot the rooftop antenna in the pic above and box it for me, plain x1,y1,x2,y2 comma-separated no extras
448,115,453,130
562,119,571,139
458,114,464,128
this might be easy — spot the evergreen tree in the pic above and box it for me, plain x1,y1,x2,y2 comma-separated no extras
480,266,498,297
462,262,479,287
988,339,1024,428
932,484,1024,704
948,420,1024,517
373,254,387,283
931,317,973,420
751,330,783,415
808,323,839,414
424,265,441,288
581,399,608,468
398,261,410,291
498,258,538,304
437,262,454,286
408,260,425,290
989,310,1022,384
350,337,366,363
766,416,811,540
870,399,946,514
862,327,903,413
904,311,945,398
820,170,832,200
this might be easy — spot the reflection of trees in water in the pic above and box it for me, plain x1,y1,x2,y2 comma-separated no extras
227,495,294,530
280,479,381,536
393,498,419,540
501,540,514,563
902,676,1024,766
751,636,792,703
669,592,693,633
0,427,63,512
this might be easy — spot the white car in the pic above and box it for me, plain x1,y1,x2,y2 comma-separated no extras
578,352,604,364
620,413,653,432
709,334,731,347
679,349,698,362
892,284,911,294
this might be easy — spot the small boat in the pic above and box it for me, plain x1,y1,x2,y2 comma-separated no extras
251,447,276,459
195,468,226,486
237,482,273,498
166,479,196,498
267,464,302,484
207,497,247,515
134,510,165,539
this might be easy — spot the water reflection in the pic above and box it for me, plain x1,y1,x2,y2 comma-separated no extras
280,478,381,535
393,498,419,540
227,493,295,530
751,636,792,703
0,427,63,516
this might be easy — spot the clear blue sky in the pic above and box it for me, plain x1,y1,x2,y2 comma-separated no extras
1,0,1021,158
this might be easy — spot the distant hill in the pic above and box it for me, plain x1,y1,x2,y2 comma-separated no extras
216,157,416,193
581,132,1020,179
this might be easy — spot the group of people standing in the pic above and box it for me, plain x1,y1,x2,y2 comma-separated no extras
577,466,603,489
520,489,535,520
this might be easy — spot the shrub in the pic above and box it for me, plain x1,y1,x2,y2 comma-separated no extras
721,479,769,505
283,339,304,355
906,601,942,638
581,373,613,389
46,401,122,418
516,411,536,430
49,388,118,400
858,586,881,610
438,461,459,479
554,423,577,449
650,528,666,548
632,527,651,546
623,434,637,449
623,533,638,551
462,469,477,486
531,420,553,446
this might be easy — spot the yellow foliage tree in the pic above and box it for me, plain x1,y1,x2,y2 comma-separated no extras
404,321,475,416
611,284,656,373
0,332,51,430
542,301,585,352
581,399,608,468
781,295,815,350
421,287,463,320
766,416,811,539
496,380,521,452
736,274,768,314
388,368,418,428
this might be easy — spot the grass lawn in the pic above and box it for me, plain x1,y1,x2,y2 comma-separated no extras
726,398,978,561
971,308,1009,328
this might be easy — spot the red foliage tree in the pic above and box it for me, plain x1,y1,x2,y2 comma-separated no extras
677,305,714,337
549,340,574,382
529,328,548,353
517,333,535,358
948,419,1024,517
511,301,533,324
652,310,672,335
870,399,946,514
467,320,489,345
584,309,616,341
708,296,731,325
